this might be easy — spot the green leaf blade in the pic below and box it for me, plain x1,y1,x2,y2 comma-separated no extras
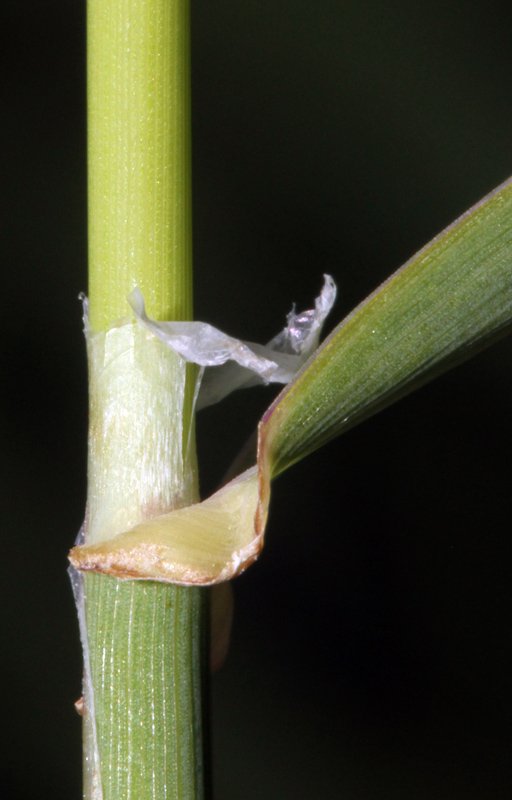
261,177,512,477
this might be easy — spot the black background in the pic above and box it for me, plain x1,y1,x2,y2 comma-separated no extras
2,1,512,798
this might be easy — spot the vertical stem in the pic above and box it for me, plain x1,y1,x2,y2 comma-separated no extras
88,0,192,327
83,2,205,799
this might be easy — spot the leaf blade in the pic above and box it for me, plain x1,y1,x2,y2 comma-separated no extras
261,177,512,477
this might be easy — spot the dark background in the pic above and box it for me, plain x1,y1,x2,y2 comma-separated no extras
2,1,512,797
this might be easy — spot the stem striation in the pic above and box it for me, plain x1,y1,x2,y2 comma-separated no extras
83,1,205,798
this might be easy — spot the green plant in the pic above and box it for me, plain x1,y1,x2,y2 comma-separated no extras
76,2,204,798
73,1,512,798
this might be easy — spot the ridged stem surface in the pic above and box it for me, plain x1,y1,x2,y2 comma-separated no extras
83,2,204,798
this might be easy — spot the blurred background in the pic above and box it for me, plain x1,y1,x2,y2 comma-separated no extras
2,1,512,797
